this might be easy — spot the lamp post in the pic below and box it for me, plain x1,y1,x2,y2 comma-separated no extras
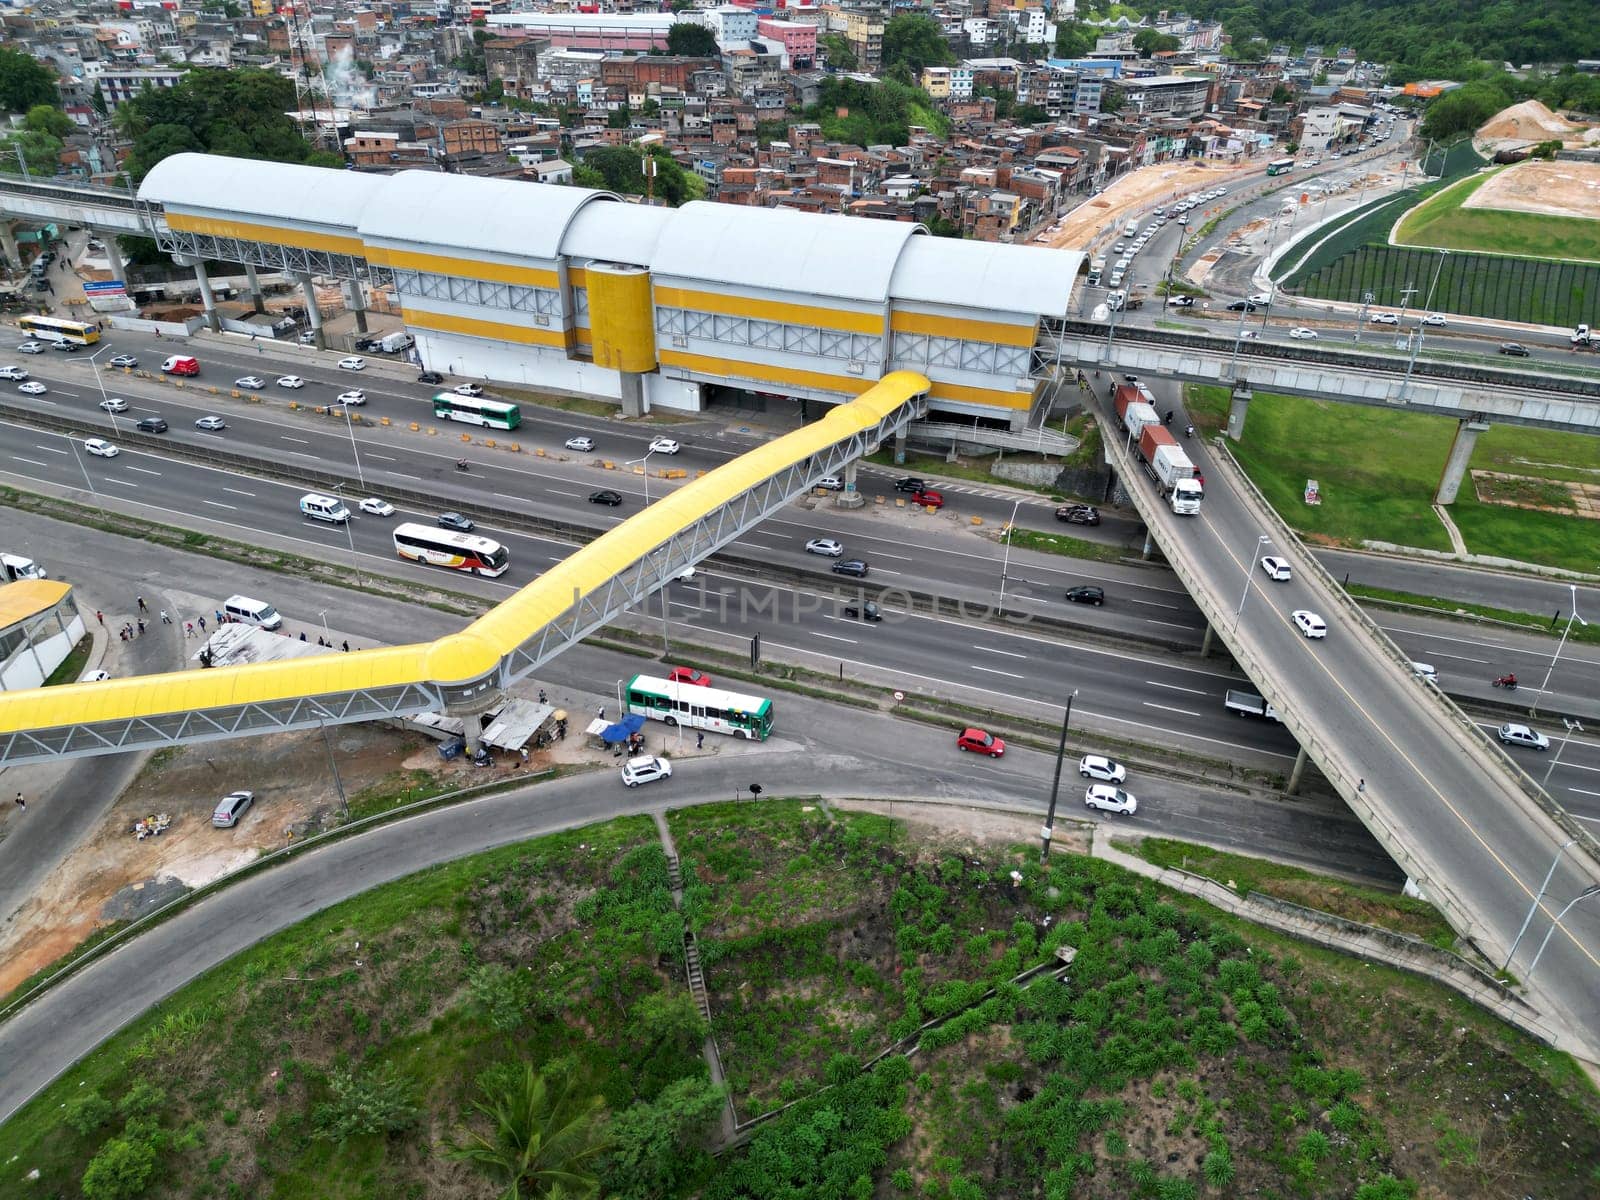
1226,297,1251,382
1542,719,1584,787
341,399,367,489
65,435,103,514
1503,839,1576,970
1531,585,1585,720
1401,251,1447,399
1526,884,1600,978
627,447,659,505
997,497,1023,617
1039,688,1078,864
87,343,121,435
1233,534,1270,629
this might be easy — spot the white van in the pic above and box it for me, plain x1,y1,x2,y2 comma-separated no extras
223,594,283,630
299,492,350,524
377,331,414,354
1123,221,1139,237
0,552,46,581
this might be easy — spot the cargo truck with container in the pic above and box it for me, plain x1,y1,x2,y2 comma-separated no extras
1224,690,1281,721
1113,383,1161,440
1137,425,1204,514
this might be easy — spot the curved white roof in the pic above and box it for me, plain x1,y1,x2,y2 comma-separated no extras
651,202,925,304
358,171,617,261
562,200,672,267
138,154,383,229
890,237,1080,319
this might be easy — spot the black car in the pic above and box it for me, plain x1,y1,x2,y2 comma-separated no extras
134,416,168,434
588,489,623,506
894,477,927,494
437,512,475,532
1055,504,1101,526
1064,585,1105,606
1225,300,1258,312
417,370,445,384
1498,342,1530,357
831,559,870,578
843,601,882,622
353,338,380,352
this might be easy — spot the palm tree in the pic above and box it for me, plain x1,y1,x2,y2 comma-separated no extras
445,1061,613,1200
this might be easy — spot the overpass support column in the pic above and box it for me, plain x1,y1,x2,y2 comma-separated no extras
297,273,326,351
102,237,126,286
1199,621,1214,657
617,372,646,419
893,427,907,466
188,258,220,333
244,263,266,314
1434,416,1490,505
836,459,865,510
1226,384,1252,441
0,222,17,270
346,278,369,334
1286,745,1309,795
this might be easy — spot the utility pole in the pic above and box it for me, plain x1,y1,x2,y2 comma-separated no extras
1039,690,1078,863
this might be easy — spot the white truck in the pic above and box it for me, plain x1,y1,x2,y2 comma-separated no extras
1224,690,1282,721
1573,323,1593,348
378,331,415,354
1,552,46,582
1137,425,1204,515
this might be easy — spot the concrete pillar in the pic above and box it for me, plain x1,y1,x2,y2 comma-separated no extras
102,236,126,285
1141,529,1156,560
1226,383,1252,441
617,371,646,419
191,258,220,333
1199,621,1214,657
297,273,325,351
836,459,865,509
1434,416,1490,505
893,427,907,466
0,221,17,270
244,263,265,313
345,277,369,334
1286,744,1309,794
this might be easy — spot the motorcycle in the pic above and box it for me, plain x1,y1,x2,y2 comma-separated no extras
455,458,470,472
1491,674,1518,690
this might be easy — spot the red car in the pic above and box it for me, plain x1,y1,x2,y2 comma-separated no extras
668,666,713,687
956,727,1006,758
911,489,944,509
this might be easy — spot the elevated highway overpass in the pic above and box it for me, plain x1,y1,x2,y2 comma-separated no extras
1094,391,1600,1061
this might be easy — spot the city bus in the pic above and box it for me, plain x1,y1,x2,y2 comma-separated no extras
624,673,774,741
433,392,522,430
18,315,101,345
392,522,510,577
1265,158,1296,176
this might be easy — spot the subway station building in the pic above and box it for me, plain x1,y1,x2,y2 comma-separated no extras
139,154,1083,431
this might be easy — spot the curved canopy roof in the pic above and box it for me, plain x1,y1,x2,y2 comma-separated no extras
358,171,618,261
650,201,925,304
889,236,1080,320
138,154,383,230
561,199,672,267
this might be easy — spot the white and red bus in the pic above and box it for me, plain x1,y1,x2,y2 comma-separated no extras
392,522,509,577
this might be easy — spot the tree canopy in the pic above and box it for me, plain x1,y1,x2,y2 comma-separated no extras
807,77,950,148
115,68,339,181
579,145,703,206
819,32,858,70
882,14,956,77
1132,28,1182,55
666,22,719,58
0,46,58,114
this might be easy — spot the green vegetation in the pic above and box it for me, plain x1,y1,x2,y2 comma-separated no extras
0,45,58,114
1003,525,1128,564
818,32,857,71
42,636,93,687
574,145,705,206
1187,384,1600,572
4,806,1597,1197
0,105,74,179
1134,837,1456,948
806,77,949,147
881,14,955,79
1393,170,1600,263
665,22,718,58
1347,583,1600,648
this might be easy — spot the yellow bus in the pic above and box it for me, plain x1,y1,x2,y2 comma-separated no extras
19,315,101,345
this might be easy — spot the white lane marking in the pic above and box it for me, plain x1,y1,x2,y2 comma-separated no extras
1144,701,1202,717
813,632,858,644
105,477,139,488
870,567,902,577
11,455,50,467
202,500,237,510
870,550,913,562
1146,619,1202,630
365,453,396,461
1145,680,1209,695
547,488,582,498
970,664,1026,680
977,646,1027,658
222,487,256,497
124,465,161,476
33,444,69,455
389,472,423,481
493,492,524,501
280,435,311,445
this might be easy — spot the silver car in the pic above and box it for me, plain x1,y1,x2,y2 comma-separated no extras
1497,724,1549,751
211,790,255,828
805,537,844,557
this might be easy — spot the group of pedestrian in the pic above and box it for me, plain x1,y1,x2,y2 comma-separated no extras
117,620,143,641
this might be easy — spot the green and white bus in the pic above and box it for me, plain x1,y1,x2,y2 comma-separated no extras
432,392,522,430
1265,158,1296,176
624,674,775,741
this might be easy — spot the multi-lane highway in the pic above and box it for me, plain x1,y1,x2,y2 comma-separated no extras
3,330,1598,823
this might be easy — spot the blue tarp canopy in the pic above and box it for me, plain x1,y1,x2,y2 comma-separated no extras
600,714,647,743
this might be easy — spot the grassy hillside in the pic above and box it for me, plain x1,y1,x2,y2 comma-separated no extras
1394,170,1600,263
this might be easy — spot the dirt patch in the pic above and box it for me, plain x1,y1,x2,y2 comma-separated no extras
1045,159,1260,250
1470,470,1594,517
1475,100,1597,149
1461,159,1600,221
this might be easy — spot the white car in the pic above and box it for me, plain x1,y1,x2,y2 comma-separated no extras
336,390,366,406
337,356,366,371
18,342,44,354
1248,292,1272,304
1175,215,1189,226
235,375,266,390
805,537,844,557
564,435,596,452
359,497,395,517
454,383,484,397
1238,329,1259,340
17,381,47,395
1497,723,1549,751
276,375,305,389
1259,555,1292,581
80,670,111,683
649,437,681,455
0,366,27,381
1369,312,1399,325
1085,784,1138,815
99,398,129,413
1421,313,1446,326
621,755,673,787
1078,754,1126,784
1411,661,1438,683
1289,327,1318,340
84,438,119,458
194,415,226,431
1292,609,1328,639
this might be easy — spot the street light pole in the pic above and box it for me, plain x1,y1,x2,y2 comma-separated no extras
1542,719,1584,787
1531,585,1585,720
87,344,121,436
628,448,659,505
1233,534,1270,628
1039,688,1078,863
997,497,1022,616
1503,839,1576,970
1526,884,1600,978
